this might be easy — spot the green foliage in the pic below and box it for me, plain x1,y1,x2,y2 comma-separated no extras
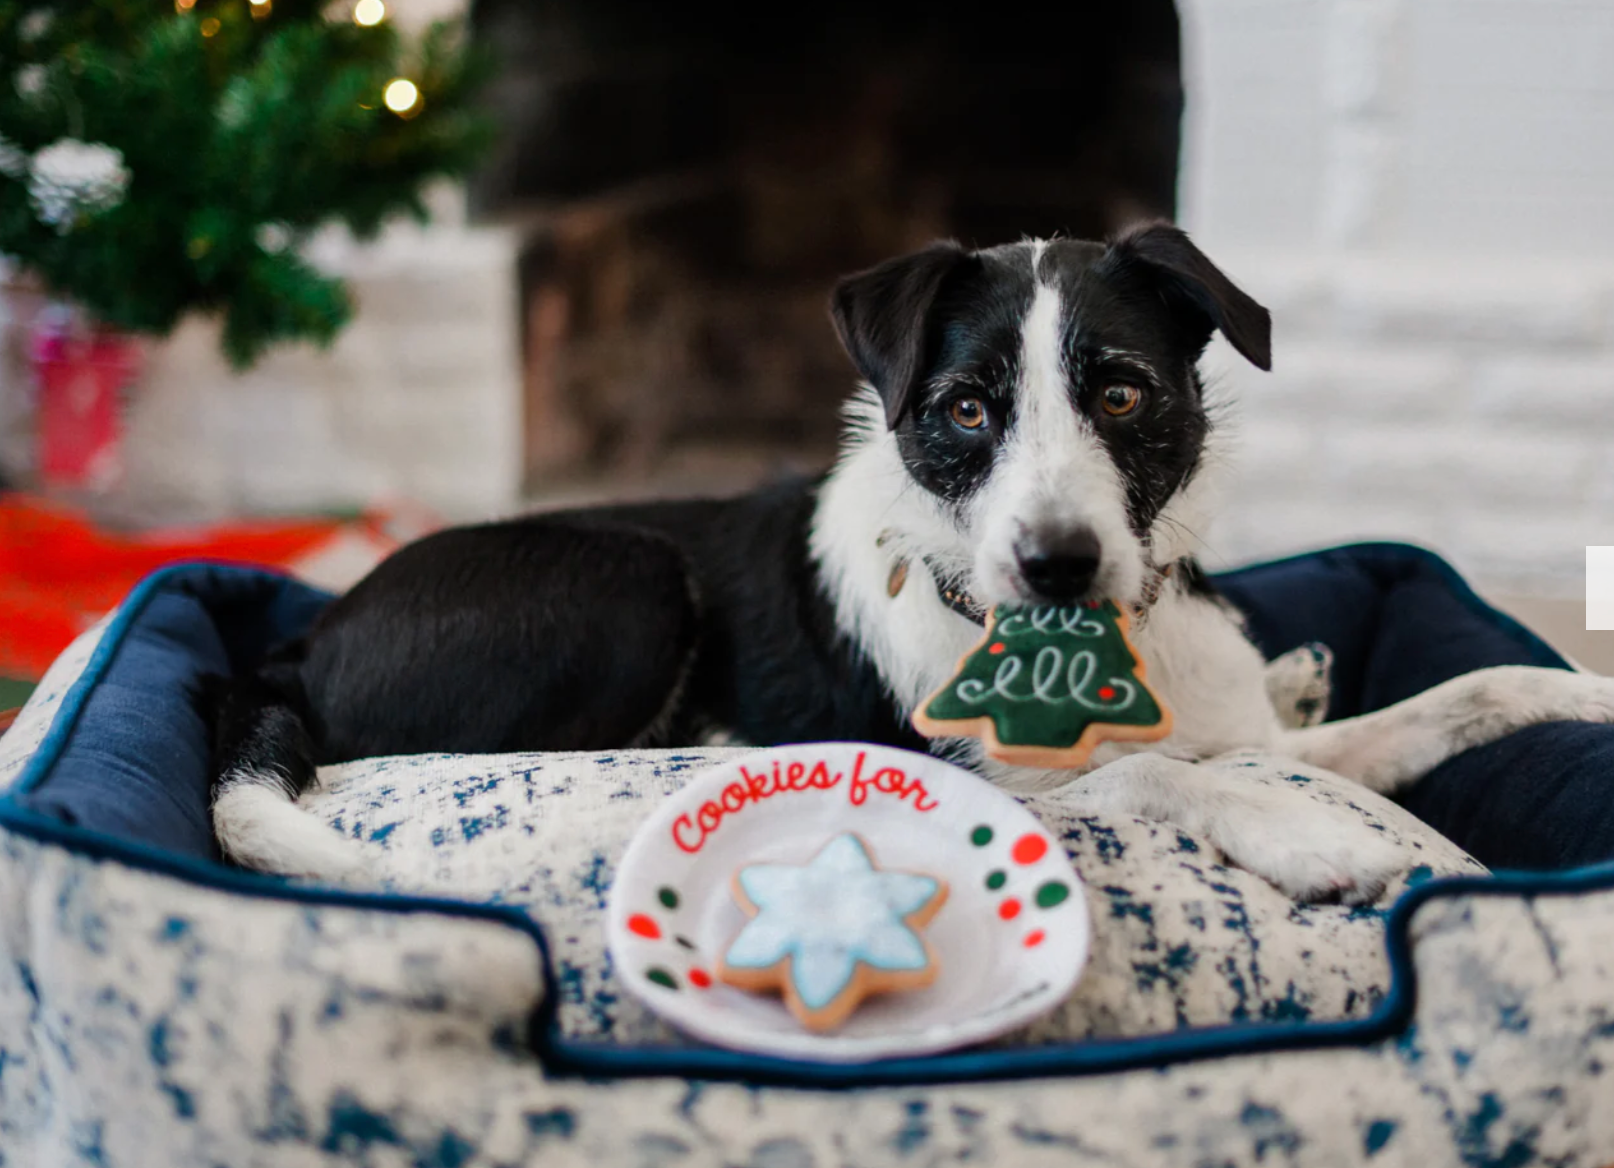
0,1,495,367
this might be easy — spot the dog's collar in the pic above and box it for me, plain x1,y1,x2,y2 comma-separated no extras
882,540,1175,627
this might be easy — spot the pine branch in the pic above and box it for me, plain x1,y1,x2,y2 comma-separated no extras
0,1,494,367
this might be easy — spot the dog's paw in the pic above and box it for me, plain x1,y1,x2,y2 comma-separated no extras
1213,809,1407,905
1047,752,1413,904
1482,666,1614,726
214,784,377,884
1264,642,1333,730
1288,665,1614,795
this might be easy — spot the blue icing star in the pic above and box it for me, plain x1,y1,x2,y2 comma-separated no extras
725,834,942,1011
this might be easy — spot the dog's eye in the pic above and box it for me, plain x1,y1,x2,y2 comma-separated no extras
948,397,989,431
1101,384,1142,417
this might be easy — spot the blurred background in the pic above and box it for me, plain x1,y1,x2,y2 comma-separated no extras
0,0,1610,695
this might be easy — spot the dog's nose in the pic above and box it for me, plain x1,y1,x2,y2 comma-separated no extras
1015,529,1102,602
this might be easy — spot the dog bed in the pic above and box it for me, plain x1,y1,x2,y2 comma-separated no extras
1,543,1612,1166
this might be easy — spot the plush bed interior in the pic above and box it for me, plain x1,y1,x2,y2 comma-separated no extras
6,543,1614,1078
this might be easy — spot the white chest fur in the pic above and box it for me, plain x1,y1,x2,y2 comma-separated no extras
810,417,1283,793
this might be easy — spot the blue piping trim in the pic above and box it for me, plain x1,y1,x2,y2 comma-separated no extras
1,551,1611,1089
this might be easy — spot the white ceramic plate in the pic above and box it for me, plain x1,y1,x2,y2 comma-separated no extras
607,743,1089,1063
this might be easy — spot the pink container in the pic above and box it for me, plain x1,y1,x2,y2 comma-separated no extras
28,312,141,492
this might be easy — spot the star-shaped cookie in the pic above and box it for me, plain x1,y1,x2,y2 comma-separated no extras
716,833,949,1031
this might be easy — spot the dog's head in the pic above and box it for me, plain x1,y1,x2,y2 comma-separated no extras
830,224,1270,608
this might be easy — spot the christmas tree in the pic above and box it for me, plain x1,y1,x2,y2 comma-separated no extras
0,1,493,367
914,600,1172,767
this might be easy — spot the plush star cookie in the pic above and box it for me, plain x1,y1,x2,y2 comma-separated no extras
913,600,1172,769
716,833,948,1031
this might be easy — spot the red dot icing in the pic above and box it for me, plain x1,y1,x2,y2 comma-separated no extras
1011,834,1048,865
988,642,1006,655
1024,929,1046,948
688,968,712,988
998,898,1021,920
1098,685,1116,700
627,914,661,940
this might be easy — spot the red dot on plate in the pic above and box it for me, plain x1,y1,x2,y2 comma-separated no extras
688,968,712,988
627,914,661,940
1024,929,1046,949
988,642,1006,655
1098,686,1116,700
998,898,1022,920
1011,834,1048,865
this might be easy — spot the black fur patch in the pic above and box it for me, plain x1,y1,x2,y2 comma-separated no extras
243,479,922,769
200,668,316,800
892,246,1035,507
1042,236,1215,535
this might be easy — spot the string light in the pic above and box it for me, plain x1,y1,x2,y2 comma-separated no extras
199,15,221,36
383,78,421,117
174,0,195,11
250,0,272,17
354,0,386,27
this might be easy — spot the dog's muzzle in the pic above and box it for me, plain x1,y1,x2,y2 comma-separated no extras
1012,527,1102,604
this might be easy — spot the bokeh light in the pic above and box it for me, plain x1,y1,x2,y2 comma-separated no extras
382,78,420,117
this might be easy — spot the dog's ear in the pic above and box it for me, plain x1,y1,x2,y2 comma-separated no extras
1106,222,1272,371
831,241,969,428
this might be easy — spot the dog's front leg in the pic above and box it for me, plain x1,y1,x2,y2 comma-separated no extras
1046,753,1407,903
1277,665,1614,795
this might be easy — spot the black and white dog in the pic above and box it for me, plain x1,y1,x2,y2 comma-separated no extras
209,224,1614,900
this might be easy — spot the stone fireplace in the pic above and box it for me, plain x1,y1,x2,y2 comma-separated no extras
468,2,1185,490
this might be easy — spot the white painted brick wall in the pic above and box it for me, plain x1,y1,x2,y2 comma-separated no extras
114,185,525,522
1180,0,1614,598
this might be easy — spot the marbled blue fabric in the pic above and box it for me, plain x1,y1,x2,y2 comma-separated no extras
305,746,1478,1048
2,576,1614,1165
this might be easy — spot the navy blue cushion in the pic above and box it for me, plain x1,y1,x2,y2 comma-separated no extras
1211,543,1565,719
1211,543,1614,870
12,545,1614,871
17,565,332,862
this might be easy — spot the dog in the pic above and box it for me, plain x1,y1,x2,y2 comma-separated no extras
207,223,1614,900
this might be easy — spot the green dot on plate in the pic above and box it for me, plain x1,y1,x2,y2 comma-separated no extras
985,870,1007,891
646,967,678,990
970,825,994,847
657,886,679,910
1035,880,1070,909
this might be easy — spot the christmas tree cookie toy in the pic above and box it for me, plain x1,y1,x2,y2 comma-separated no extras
716,833,948,1032
913,601,1173,768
